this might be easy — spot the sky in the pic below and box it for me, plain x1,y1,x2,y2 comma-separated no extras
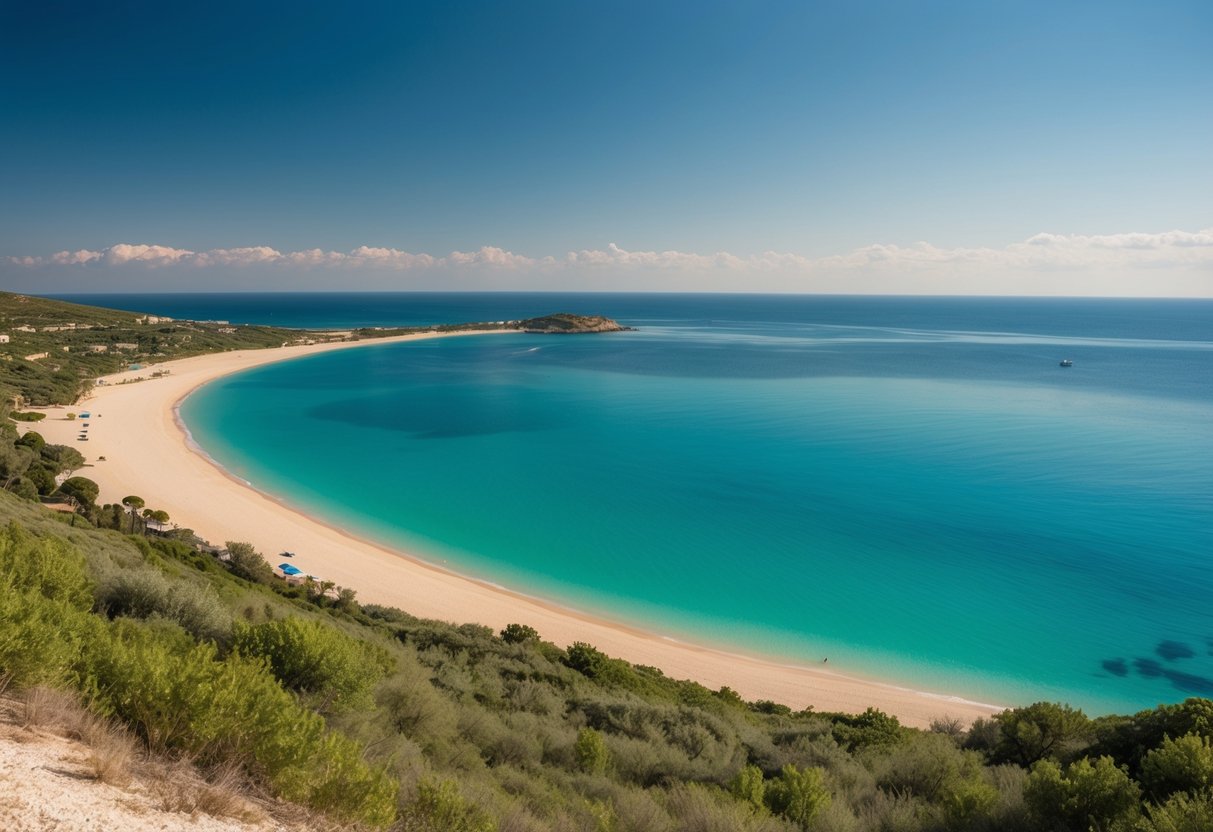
1,0,1210,296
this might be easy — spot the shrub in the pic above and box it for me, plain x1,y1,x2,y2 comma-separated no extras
576,726,609,775
98,567,231,642
764,764,831,828
0,590,99,693
830,707,905,751
1023,756,1140,832
83,621,397,826
941,777,1000,829
1141,734,1213,798
407,778,496,832
378,667,458,743
730,763,767,809
1138,789,1213,832
870,731,981,801
0,522,99,692
232,615,391,712
993,702,1091,766
224,540,276,585
0,520,93,606
500,623,539,645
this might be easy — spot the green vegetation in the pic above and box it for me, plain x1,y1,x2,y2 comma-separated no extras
515,313,633,333
0,291,349,405
2,487,1212,830
0,292,631,407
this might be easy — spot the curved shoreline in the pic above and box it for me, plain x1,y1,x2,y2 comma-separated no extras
26,333,1005,727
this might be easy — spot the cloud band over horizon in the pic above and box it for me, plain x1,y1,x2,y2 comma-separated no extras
6,228,1212,297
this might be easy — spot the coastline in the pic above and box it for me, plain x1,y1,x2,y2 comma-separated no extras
25,332,1004,728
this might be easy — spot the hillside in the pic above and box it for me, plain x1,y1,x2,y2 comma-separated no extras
3,485,1213,830
0,292,342,406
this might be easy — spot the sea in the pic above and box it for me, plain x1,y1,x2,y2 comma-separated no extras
59,293,1213,715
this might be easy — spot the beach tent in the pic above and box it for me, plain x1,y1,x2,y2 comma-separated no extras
278,563,303,577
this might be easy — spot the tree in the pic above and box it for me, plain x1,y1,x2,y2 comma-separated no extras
39,444,84,477
1142,734,1213,798
23,463,57,496
0,445,35,490
1024,756,1141,832
993,702,1091,766
500,623,539,645
57,476,99,512
224,541,275,585
122,495,145,534
15,431,45,454
142,508,170,534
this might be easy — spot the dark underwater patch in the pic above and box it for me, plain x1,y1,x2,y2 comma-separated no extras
1156,640,1195,661
1134,658,1164,678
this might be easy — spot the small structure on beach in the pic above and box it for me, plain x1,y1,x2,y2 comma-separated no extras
277,562,306,584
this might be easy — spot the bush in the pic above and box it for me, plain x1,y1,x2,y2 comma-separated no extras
232,616,392,712
730,764,767,809
830,708,905,751
0,520,93,606
406,778,496,832
84,621,397,825
1141,734,1213,798
765,764,831,828
224,540,276,585
378,668,458,743
993,702,1091,767
1139,789,1213,832
98,567,231,643
500,623,539,645
0,586,100,693
1023,756,1140,831
576,726,609,775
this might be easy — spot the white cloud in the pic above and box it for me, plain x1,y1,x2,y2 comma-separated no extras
195,246,283,266
104,244,195,266
446,246,535,269
8,228,1211,296
50,249,104,265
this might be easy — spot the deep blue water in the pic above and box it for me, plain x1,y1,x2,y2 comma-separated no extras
63,293,1213,713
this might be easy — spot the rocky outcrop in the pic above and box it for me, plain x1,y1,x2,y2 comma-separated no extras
513,314,634,334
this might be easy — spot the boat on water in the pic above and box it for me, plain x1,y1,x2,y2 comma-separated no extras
1059,359,1073,367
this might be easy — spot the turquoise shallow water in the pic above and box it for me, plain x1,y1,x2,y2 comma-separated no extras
165,295,1213,714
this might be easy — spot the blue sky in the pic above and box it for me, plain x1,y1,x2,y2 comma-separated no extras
2,1,1210,295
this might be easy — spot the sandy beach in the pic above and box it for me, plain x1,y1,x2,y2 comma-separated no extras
25,332,1003,728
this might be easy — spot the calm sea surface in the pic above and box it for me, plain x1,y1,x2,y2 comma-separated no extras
62,294,1213,713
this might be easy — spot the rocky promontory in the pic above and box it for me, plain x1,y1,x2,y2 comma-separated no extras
512,313,634,334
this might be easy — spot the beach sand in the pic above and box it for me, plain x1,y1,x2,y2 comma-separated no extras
25,333,1003,728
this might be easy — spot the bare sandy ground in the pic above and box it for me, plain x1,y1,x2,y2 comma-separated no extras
0,725,291,832
24,333,1003,728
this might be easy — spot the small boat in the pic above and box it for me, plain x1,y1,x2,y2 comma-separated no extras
1059,359,1073,367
